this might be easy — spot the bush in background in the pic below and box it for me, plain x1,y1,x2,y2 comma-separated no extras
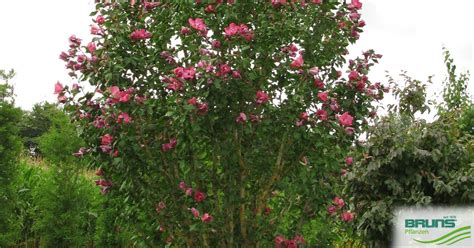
345,52,473,246
0,69,22,246
31,164,99,247
13,160,45,247
36,105,85,165
27,106,97,247
18,102,59,154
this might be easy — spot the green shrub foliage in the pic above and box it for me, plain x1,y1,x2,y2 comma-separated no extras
346,116,473,246
0,70,22,246
36,106,85,165
24,108,95,247
346,65,473,246
31,165,99,247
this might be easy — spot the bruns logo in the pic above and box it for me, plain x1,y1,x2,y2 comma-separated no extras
394,207,473,247
405,218,457,228
403,216,472,246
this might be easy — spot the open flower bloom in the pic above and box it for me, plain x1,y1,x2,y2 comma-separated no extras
99,145,111,153
341,211,355,222
290,55,304,68
219,64,232,75
201,213,213,223
87,42,96,53
232,70,241,78
101,134,113,146
54,81,64,94
59,51,69,61
224,23,253,41
130,29,152,40
185,188,193,196
255,90,269,105
317,91,328,102
330,99,340,112
69,35,82,47
327,205,337,215
109,86,132,103
179,181,187,190
275,235,286,248
345,156,353,165
316,109,328,121
224,23,240,36
338,112,354,126
117,112,132,124
351,0,362,9
333,196,345,208
188,18,207,31
165,78,184,92
187,97,197,106
194,191,206,202
174,66,196,80
96,15,105,24
197,102,209,115
348,70,359,81
236,112,247,123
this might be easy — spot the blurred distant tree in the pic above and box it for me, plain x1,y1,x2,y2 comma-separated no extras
439,47,471,113
387,72,432,119
0,69,15,104
19,102,59,152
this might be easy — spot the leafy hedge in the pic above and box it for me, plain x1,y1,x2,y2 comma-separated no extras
1,69,23,246
345,115,474,246
0,95,22,246
345,60,473,246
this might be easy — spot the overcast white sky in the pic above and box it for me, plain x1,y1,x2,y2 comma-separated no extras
0,0,472,110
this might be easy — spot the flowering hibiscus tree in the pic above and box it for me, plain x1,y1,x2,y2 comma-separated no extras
57,0,384,246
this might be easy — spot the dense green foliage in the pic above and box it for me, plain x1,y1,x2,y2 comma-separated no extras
31,110,95,247
11,160,100,247
13,160,43,247
346,115,473,246
36,105,85,164
0,86,101,247
345,53,473,246
0,69,16,104
0,70,22,247
440,48,470,112
31,164,98,247
460,104,474,138
19,102,59,152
